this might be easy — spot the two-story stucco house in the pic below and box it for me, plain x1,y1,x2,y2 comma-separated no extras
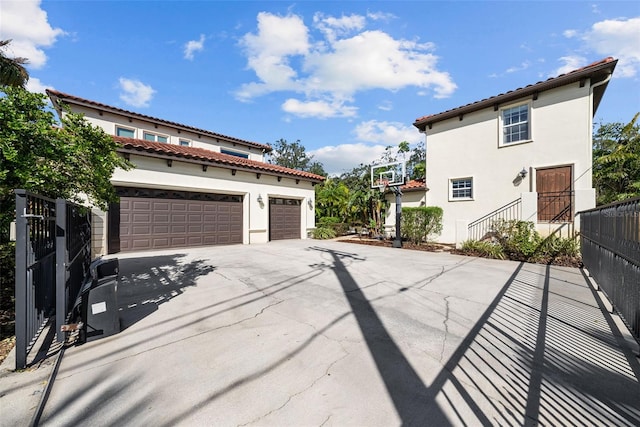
388,57,617,246
47,90,325,256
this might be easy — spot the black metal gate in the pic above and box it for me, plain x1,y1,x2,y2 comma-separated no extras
14,190,92,369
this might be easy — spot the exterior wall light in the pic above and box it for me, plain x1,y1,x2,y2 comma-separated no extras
519,167,528,179
308,199,314,210
257,194,263,204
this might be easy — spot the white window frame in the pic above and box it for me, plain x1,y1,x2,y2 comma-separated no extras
449,177,474,201
115,125,136,138
221,148,250,159
499,101,532,147
179,139,191,147
143,131,169,143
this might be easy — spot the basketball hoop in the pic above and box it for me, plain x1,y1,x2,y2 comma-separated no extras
379,179,389,194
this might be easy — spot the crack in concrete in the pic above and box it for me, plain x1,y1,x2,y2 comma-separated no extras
319,414,332,426
237,351,349,427
416,258,476,290
440,296,451,363
214,271,231,281
418,266,446,289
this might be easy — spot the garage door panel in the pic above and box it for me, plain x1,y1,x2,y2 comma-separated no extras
171,225,187,234
118,194,243,252
152,202,170,211
132,200,152,210
188,224,203,233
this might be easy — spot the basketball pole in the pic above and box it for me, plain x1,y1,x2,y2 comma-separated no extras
392,186,402,248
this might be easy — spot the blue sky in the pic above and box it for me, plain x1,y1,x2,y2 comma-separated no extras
2,1,639,175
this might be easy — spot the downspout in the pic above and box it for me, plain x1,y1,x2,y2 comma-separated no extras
589,72,612,118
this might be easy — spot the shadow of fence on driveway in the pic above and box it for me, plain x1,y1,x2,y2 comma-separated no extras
315,247,640,426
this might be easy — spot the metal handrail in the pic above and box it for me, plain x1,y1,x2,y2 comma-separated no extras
468,198,521,241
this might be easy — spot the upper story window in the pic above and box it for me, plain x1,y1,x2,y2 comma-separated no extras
501,104,530,144
450,177,473,201
179,139,190,147
143,132,168,143
221,148,249,159
116,126,135,138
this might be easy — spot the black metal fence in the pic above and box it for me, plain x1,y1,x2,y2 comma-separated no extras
580,197,640,340
14,190,92,369
468,198,521,241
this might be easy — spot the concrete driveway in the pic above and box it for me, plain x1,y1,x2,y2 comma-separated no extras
38,240,640,426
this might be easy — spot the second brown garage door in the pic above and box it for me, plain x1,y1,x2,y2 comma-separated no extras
109,188,243,253
269,198,301,240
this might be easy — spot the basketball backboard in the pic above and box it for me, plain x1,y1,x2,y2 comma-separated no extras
371,161,406,189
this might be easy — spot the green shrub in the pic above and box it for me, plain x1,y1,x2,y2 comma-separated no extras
460,240,505,259
490,219,580,263
492,220,540,260
313,226,337,240
317,217,348,236
318,217,340,225
401,206,443,244
1,242,15,339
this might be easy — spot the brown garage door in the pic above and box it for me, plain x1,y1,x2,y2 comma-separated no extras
109,188,242,253
269,198,301,240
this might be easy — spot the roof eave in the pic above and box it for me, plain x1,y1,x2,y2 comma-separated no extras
47,90,273,153
414,58,618,131
117,146,325,183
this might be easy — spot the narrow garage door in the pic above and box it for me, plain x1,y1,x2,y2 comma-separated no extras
269,198,301,241
109,188,242,253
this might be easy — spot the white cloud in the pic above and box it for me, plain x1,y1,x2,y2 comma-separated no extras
506,61,531,73
0,0,65,68
26,77,52,94
309,120,423,175
309,143,387,176
313,12,366,42
118,78,156,108
237,12,309,99
551,55,588,76
282,98,357,118
378,100,393,111
236,12,456,118
184,34,205,60
353,120,422,145
582,17,640,77
563,29,578,38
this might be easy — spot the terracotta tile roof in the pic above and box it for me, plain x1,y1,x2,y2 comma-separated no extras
401,178,427,192
116,136,325,182
47,89,272,152
414,57,617,130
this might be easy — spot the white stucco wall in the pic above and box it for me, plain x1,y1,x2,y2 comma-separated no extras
90,154,316,256
71,106,265,162
424,81,595,243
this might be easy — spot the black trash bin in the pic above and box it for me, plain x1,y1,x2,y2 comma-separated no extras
78,258,121,343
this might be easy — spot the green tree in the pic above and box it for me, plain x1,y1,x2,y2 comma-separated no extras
407,141,425,180
593,113,640,205
0,87,132,240
316,178,349,221
0,40,29,88
268,138,326,176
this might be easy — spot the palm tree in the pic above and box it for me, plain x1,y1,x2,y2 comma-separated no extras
0,40,29,88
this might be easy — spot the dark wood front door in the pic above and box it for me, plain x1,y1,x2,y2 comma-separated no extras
536,166,573,222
